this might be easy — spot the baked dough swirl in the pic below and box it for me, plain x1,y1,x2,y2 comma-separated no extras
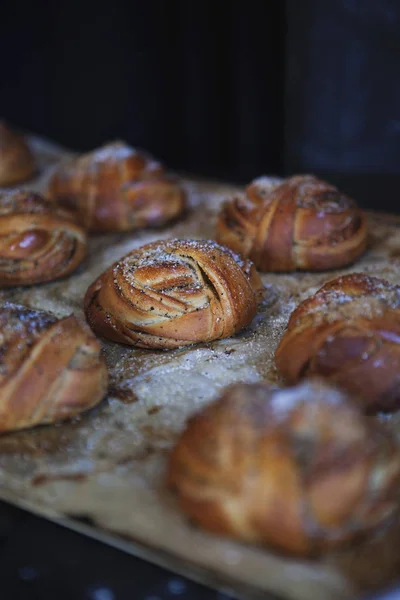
216,174,367,272
0,302,108,433
0,121,35,187
275,274,400,412
47,141,186,232
0,190,87,287
167,380,400,555
84,239,262,349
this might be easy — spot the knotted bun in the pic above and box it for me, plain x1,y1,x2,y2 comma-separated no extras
167,380,400,555
0,190,87,287
216,174,367,272
84,239,262,349
47,141,186,232
0,303,108,433
275,274,400,412
0,121,35,187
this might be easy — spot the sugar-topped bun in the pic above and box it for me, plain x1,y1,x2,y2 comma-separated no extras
275,274,400,413
47,140,186,232
0,190,87,287
216,174,367,272
167,380,400,555
84,238,263,349
0,302,108,432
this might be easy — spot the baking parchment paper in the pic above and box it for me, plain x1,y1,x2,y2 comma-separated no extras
1,136,400,600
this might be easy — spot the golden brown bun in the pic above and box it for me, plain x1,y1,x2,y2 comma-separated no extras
84,239,263,349
0,302,108,433
0,190,87,287
0,121,36,187
47,141,187,232
167,380,400,556
216,174,367,272
275,273,400,413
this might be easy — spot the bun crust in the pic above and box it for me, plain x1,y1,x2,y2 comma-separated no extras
47,141,186,232
0,190,87,287
0,122,35,187
167,380,400,555
0,303,108,433
216,175,367,272
275,273,400,412
84,239,262,349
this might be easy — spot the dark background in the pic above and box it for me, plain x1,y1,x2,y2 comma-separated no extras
0,1,400,599
1,0,399,201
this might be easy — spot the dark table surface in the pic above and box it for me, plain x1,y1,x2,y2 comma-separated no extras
2,499,399,600
0,500,237,600
1,173,400,600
